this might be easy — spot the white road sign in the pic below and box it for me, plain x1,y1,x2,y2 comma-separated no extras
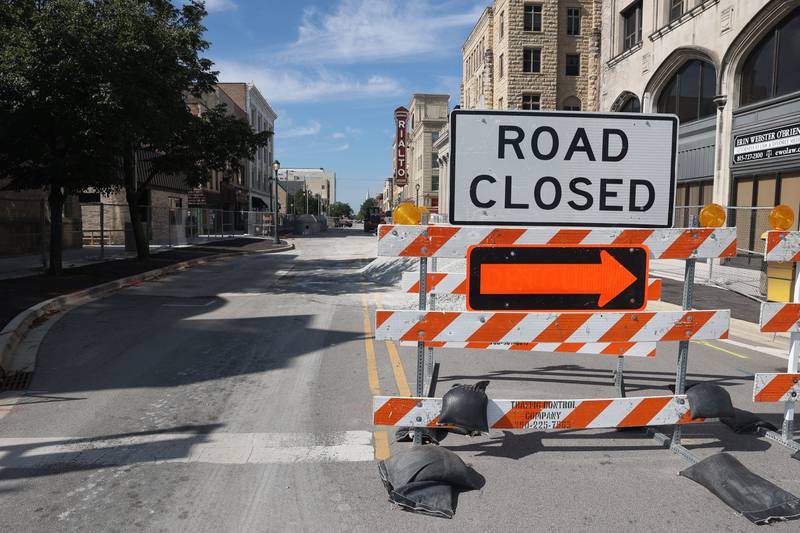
449,110,678,228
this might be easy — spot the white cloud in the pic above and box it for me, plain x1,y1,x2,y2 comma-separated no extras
330,143,350,152
202,0,237,12
216,60,403,103
283,120,321,138
332,131,346,139
280,0,484,64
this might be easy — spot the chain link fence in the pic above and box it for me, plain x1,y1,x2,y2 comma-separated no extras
0,197,287,272
673,205,772,298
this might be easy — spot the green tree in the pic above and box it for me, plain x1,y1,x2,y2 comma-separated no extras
357,197,378,221
292,190,320,215
0,0,121,274
329,202,353,218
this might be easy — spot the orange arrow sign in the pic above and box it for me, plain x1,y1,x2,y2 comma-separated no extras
480,250,638,307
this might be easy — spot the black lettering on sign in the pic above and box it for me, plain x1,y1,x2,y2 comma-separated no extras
531,126,559,160
602,129,629,162
498,126,524,159
470,174,496,208
533,176,562,210
629,180,655,212
504,176,529,209
567,177,593,210
564,128,596,161
600,178,624,211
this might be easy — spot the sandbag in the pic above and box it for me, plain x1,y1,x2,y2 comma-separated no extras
720,408,777,434
378,445,485,518
793,450,800,462
438,381,489,434
680,452,800,524
686,382,734,419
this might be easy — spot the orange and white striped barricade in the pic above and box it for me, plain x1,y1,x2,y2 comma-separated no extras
373,395,702,430
400,341,658,357
378,224,734,457
400,271,663,301
752,231,800,454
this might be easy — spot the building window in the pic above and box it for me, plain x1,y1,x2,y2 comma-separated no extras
622,1,643,52
741,7,800,106
657,59,716,123
432,153,438,168
567,7,581,35
522,94,541,110
619,95,641,112
432,175,439,191
498,97,504,109
523,48,541,73
499,11,504,38
499,53,504,79
562,96,581,111
669,0,684,23
565,54,580,76
524,4,542,32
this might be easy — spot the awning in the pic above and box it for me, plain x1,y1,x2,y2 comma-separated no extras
251,197,269,209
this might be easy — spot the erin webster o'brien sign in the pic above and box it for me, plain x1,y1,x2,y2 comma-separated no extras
449,110,678,228
733,123,800,164
394,106,409,187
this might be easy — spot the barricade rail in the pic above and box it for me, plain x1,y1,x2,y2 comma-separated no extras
400,341,657,357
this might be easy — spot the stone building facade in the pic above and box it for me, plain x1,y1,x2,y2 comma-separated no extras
405,94,449,212
600,0,800,256
185,85,250,213
462,0,602,111
277,168,336,214
217,83,277,212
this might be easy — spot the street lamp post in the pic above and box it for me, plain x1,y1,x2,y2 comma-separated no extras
272,160,281,244
415,183,420,207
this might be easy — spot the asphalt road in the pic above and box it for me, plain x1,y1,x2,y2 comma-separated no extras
0,227,798,532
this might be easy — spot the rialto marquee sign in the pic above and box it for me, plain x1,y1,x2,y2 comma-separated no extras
449,110,678,228
394,106,409,187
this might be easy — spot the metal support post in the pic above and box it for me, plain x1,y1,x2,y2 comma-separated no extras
426,257,437,394
613,356,625,398
99,203,105,259
671,249,696,451
415,255,428,446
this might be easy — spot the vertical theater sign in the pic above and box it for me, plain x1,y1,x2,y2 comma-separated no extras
394,107,409,188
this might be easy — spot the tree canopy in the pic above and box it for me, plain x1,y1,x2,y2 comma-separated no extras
357,198,378,220
329,202,353,218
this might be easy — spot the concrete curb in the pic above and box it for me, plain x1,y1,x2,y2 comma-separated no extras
0,242,294,377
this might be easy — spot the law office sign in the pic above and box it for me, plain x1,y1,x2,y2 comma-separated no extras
449,110,678,228
733,123,800,164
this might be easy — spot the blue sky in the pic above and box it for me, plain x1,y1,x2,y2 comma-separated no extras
201,0,485,209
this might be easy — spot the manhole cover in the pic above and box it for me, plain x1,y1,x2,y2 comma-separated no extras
0,371,33,391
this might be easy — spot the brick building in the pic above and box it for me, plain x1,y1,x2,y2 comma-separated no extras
185,85,250,213
462,0,602,111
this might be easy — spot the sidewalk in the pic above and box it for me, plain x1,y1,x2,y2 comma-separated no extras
650,258,762,301
0,237,292,331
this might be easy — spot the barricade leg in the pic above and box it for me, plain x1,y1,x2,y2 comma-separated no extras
670,255,695,452
613,356,625,398
414,228,428,446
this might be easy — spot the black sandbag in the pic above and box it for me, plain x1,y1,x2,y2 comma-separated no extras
378,445,485,518
793,450,800,462
395,427,449,445
438,381,489,434
686,382,734,419
720,408,777,434
680,452,800,524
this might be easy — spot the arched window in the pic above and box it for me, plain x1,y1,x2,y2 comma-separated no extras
618,95,640,112
741,8,800,106
562,96,581,111
657,59,716,123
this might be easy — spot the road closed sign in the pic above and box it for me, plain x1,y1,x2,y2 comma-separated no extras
449,110,678,228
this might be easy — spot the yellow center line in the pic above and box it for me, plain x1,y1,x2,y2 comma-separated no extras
361,294,390,461
385,341,412,397
694,340,749,359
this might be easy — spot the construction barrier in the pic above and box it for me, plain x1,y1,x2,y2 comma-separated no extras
400,341,657,357
753,230,800,455
400,271,663,300
373,395,701,430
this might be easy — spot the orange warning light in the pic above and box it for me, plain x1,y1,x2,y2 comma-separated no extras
393,203,420,225
768,204,795,231
698,203,726,228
